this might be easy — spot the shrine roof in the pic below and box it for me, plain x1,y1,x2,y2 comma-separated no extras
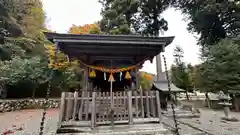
44,32,174,46
44,32,175,67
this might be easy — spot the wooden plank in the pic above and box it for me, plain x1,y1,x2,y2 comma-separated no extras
156,90,162,123
150,91,156,117
78,91,85,120
134,91,139,118
115,92,119,120
100,92,105,122
145,91,150,118
72,91,79,120
91,91,96,128
135,68,140,90
127,90,133,125
57,92,66,128
65,95,152,100
123,91,127,120
119,92,123,121
65,93,73,121
140,89,144,118
95,92,99,122
85,92,90,120
101,92,105,122
106,92,109,121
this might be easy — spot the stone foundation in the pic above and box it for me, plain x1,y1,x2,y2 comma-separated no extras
0,99,60,113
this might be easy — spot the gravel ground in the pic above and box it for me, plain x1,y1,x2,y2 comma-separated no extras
0,109,58,135
163,108,240,135
1,108,240,135
178,109,240,135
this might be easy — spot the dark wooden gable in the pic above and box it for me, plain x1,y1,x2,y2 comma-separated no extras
44,32,174,68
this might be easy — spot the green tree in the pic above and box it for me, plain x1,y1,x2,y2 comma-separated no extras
173,0,240,48
1,0,46,37
0,56,50,97
99,0,139,34
201,39,240,94
190,64,204,91
171,45,192,100
99,0,170,35
0,2,23,37
137,0,169,36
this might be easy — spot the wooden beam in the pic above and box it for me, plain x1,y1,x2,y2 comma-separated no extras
63,49,159,56
63,44,164,49
54,39,167,45
135,68,140,90
45,32,174,45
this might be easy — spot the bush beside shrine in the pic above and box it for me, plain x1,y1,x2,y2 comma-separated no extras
0,99,60,113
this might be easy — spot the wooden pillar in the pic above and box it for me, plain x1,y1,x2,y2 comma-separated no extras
57,92,66,129
72,91,79,120
135,68,140,91
156,54,162,81
127,90,133,125
156,91,162,123
84,67,88,91
91,91,96,128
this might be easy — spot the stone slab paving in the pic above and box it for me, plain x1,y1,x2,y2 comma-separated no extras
177,108,240,135
1,108,240,135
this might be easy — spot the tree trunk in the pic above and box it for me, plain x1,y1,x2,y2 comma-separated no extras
232,94,240,112
32,87,36,100
185,91,190,100
205,92,211,108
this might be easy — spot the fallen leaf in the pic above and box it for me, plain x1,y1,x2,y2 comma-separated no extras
2,129,14,135
16,127,23,131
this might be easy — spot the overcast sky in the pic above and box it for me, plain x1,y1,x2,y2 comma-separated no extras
42,0,201,74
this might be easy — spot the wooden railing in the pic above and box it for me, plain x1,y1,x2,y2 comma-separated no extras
57,90,162,129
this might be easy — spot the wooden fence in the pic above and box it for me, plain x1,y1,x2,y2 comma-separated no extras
57,90,162,129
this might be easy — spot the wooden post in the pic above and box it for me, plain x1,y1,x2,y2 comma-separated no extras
135,68,140,91
127,90,133,125
156,54,162,81
91,91,96,129
57,92,66,128
65,93,74,121
84,68,89,91
145,91,150,117
72,91,78,120
78,91,85,120
140,88,144,118
156,90,162,123
110,79,114,126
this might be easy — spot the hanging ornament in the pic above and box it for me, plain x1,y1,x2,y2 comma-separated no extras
108,73,115,82
104,72,106,80
125,71,131,79
120,72,122,81
89,69,96,78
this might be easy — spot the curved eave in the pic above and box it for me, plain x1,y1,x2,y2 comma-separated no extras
152,81,185,93
44,32,174,46
43,32,174,66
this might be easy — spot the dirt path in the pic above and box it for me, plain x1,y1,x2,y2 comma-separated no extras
0,109,59,135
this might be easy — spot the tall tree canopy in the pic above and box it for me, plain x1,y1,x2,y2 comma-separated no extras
173,0,240,48
99,0,171,35
171,46,192,97
0,0,45,37
201,39,240,93
99,0,139,34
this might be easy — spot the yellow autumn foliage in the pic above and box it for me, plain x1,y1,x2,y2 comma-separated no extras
141,72,153,80
69,23,101,34
45,44,79,70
